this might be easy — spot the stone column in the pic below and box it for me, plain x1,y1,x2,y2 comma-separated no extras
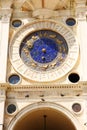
0,9,12,83
77,18,87,81
0,89,6,130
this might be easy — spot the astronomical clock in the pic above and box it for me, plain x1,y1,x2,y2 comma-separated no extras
0,0,87,130
9,20,79,82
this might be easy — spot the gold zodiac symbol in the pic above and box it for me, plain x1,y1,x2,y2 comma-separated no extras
26,40,33,49
23,48,29,56
56,39,63,44
49,35,56,38
32,36,38,40
41,65,48,70
31,62,37,67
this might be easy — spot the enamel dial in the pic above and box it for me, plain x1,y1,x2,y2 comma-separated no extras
10,20,79,82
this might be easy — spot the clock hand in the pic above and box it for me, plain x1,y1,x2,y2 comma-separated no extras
42,48,46,53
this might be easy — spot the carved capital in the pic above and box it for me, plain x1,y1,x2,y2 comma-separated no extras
13,0,26,10
0,0,13,9
0,9,12,22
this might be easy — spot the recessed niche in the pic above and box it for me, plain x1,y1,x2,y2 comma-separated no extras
66,18,76,26
72,103,81,113
68,73,80,83
7,104,16,114
8,74,20,85
12,20,22,27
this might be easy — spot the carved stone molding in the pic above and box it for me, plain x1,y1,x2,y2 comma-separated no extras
0,89,6,98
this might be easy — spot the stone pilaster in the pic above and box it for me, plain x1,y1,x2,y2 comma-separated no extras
0,89,6,130
0,9,12,83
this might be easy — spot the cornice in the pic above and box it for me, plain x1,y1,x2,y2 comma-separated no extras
0,82,87,91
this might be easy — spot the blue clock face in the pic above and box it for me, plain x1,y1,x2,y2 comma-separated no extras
30,37,58,63
20,30,68,71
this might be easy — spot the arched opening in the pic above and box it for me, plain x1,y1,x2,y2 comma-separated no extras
13,107,76,130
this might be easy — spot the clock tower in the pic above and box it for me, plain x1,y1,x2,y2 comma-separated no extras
0,0,87,130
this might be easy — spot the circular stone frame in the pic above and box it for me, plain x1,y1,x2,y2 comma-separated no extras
8,74,21,85
6,103,17,115
66,18,76,26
